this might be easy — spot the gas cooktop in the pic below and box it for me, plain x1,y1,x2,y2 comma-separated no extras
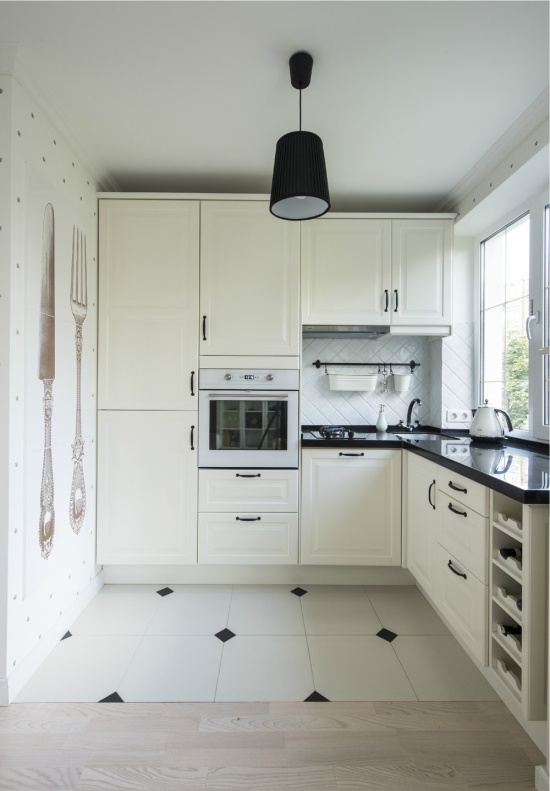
302,425,392,440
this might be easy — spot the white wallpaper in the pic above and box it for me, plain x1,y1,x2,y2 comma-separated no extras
1,73,100,701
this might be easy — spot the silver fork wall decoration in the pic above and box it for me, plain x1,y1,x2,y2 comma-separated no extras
69,226,87,534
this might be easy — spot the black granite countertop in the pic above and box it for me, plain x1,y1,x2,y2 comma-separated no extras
301,425,549,504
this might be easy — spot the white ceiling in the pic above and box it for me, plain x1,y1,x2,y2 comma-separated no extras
0,1,548,211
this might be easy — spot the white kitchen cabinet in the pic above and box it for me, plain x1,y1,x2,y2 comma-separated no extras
301,216,452,330
97,411,198,565
200,201,300,356
405,451,440,597
98,199,199,410
300,448,402,565
301,219,391,324
198,513,298,564
391,219,452,326
198,469,298,513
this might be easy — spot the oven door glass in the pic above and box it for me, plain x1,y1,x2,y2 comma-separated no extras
210,398,288,451
198,391,299,468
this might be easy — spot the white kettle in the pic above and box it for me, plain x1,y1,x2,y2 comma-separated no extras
469,400,513,441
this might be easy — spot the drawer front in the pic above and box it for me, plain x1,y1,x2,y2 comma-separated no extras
198,513,298,564
437,468,488,516
198,470,298,513
439,496,488,583
436,545,488,665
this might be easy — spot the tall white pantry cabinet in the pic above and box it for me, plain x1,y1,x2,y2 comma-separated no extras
97,199,200,564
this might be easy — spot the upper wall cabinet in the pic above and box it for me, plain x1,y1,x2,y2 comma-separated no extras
99,199,199,410
200,201,301,356
301,217,453,331
301,219,391,325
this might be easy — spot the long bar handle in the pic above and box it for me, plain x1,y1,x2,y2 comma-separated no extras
394,289,399,312
202,315,207,341
448,502,467,517
190,425,195,450
236,473,262,478
339,452,365,457
448,481,467,493
384,289,389,312
236,516,261,521
190,371,195,397
428,480,436,510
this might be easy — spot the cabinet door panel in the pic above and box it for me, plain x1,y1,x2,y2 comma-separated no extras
200,201,300,356
301,219,391,325
406,452,439,596
301,450,401,565
199,469,298,512
97,411,197,565
391,220,452,325
437,545,487,665
198,513,298,564
99,200,199,409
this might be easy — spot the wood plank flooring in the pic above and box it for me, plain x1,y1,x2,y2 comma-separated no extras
0,701,544,790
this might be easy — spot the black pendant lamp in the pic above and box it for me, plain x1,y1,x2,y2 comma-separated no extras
270,52,330,221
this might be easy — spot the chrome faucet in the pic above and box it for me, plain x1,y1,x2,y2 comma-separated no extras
406,398,422,430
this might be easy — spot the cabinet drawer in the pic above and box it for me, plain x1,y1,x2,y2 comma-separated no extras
198,513,298,564
439,496,488,583
199,470,298,512
438,469,488,516
436,545,488,665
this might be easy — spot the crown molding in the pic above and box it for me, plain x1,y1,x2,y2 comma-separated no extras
435,88,549,215
0,43,121,192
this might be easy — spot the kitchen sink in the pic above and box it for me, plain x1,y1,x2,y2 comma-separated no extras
397,433,459,441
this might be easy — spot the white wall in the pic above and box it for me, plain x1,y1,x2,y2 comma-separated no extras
0,72,101,703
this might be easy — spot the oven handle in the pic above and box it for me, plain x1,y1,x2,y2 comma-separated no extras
204,393,290,398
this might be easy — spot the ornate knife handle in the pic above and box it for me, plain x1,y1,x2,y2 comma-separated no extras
70,324,86,533
39,380,55,559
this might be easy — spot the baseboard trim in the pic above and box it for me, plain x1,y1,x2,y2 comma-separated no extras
536,766,549,791
2,571,104,705
102,565,416,586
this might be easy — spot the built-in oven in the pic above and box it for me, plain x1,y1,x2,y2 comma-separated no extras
198,368,300,468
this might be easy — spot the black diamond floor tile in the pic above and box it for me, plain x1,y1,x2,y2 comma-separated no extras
291,586,308,597
157,587,174,597
99,692,124,703
61,631,72,641
215,628,236,643
304,690,330,702
377,627,398,642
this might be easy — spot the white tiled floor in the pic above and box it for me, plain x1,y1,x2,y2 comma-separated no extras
15,584,499,704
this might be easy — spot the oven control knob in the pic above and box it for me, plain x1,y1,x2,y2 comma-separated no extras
266,374,274,381
224,373,232,380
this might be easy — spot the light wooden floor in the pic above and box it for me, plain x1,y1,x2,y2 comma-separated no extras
0,700,544,790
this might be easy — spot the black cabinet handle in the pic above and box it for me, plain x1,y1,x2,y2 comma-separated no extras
202,315,207,341
190,371,195,397
394,289,399,312
448,502,467,517
447,559,467,579
339,452,365,457
236,473,262,478
428,480,436,510
190,425,195,451
384,289,389,312
236,516,261,521
448,481,467,494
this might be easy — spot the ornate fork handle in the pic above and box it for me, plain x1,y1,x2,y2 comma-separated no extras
39,380,55,559
70,322,86,533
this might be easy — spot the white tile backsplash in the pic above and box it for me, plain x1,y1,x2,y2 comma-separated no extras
301,325,476,429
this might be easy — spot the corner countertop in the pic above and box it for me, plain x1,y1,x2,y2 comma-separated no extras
301,426,549,504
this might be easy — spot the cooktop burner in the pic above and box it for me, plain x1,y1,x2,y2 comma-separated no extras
319,425,354,439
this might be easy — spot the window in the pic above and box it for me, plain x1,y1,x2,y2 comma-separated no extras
479,193,549,442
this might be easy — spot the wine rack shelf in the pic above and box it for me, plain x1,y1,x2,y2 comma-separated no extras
489,492,547,721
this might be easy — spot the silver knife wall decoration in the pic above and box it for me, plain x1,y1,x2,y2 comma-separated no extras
38,204,55,559
69,226,87,533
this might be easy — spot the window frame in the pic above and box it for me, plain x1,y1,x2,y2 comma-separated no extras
475,190,549,444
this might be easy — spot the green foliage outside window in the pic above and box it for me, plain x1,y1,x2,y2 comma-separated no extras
505,335,529,430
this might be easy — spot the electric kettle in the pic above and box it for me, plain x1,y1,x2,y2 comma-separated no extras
469,400,513,441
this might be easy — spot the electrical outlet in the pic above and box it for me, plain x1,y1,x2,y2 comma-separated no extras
446,408,471,423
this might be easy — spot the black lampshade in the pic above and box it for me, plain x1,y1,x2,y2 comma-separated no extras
270,131,330,220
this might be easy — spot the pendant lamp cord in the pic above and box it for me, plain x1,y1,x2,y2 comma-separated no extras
299,88,302,131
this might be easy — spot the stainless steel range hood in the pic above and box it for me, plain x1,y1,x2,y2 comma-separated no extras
302,325,389,339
